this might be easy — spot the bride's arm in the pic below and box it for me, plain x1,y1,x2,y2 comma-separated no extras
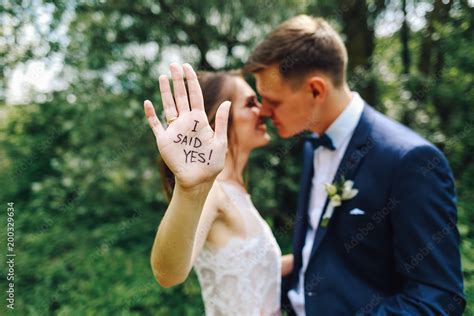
281,254,294,277
144,63,230,288
150,182,219,288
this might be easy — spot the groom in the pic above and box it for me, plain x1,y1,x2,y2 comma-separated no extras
244,15,465,315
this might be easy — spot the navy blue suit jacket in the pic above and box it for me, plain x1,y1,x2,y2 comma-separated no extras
281,104,465,315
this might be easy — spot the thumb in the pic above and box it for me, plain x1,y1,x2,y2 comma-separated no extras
214,101,231,143
144,100,164,138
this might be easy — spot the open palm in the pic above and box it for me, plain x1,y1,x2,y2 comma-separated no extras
144,63,231,189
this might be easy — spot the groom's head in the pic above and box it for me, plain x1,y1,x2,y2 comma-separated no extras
244,15,349,138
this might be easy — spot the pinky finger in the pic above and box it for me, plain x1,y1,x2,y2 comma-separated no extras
144,100,165,138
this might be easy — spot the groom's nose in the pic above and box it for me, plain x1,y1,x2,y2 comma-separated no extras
260,103,272,117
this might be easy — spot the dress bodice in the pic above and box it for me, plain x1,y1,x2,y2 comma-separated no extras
193,181,282,316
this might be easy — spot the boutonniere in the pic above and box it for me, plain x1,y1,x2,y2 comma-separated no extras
321,178,359,227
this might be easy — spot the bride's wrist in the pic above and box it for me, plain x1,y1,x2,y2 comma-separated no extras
174,178,215,198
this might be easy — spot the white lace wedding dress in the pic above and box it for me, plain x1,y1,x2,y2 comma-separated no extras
193,181,282,316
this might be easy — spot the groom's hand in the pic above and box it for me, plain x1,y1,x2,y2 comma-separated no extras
281,254,294,277
144,63,231,190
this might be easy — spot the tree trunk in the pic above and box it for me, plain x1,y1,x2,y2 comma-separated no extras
341,0,377,106
418,0,453,77
432,0,453,129
401,0,410,74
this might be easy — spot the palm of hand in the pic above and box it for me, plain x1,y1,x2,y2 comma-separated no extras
156,110,226,188
144,63,230,189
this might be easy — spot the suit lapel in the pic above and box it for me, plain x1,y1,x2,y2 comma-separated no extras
308,104,375,259
291,139,315,283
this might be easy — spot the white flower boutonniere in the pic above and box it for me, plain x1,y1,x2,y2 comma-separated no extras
321,178,359,227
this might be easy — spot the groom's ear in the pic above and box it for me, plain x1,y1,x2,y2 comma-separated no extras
307,76,328,102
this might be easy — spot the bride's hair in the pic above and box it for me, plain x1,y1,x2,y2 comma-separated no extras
159,70,243,201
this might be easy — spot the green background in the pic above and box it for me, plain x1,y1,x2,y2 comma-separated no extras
1,0,473,315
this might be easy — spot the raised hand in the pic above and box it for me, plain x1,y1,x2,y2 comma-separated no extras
144,63,231,189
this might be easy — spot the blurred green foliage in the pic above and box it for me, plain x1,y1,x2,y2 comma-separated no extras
0,0,473,315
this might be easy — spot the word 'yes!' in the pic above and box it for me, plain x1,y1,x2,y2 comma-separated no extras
173,120,213,165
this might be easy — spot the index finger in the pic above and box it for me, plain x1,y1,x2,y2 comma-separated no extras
183,63,204,111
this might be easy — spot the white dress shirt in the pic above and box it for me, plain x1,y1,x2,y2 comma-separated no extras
288,92,364,316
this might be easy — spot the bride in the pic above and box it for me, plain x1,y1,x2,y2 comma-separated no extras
145,63,293,315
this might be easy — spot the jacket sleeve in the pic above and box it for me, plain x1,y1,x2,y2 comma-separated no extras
367,145,465,315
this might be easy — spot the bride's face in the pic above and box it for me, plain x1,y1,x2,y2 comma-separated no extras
229,77,270,151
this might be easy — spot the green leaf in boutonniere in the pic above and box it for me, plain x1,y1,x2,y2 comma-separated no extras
320,217,330,228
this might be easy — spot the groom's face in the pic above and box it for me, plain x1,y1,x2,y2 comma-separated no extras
255,65,317,138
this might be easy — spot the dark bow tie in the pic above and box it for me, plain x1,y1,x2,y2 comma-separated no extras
305,134,336,151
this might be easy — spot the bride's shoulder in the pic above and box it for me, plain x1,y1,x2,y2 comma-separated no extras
207,180,234,215
203,180,226,214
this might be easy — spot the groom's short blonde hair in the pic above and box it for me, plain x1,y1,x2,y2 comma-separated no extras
244,15,348,88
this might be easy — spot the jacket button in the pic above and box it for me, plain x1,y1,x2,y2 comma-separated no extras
307,291,316,296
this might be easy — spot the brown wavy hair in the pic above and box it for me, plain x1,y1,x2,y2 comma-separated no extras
159,70,243,201
244,15,348,88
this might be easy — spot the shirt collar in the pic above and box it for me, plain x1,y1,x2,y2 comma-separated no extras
313,92,364,149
